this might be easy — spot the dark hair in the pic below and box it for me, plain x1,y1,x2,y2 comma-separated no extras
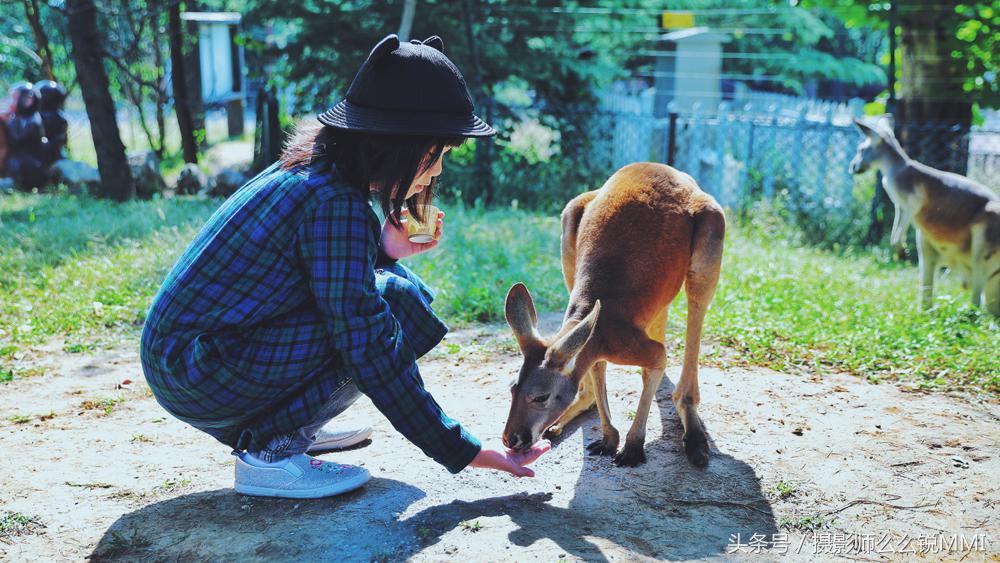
280,120,464,226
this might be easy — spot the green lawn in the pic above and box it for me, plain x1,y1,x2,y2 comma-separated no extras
1,193,996,392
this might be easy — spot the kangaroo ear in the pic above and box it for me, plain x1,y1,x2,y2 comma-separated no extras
370,34,400,60
853,117,879,139
545,301,601,370
505,283,543,355
422,35,444,52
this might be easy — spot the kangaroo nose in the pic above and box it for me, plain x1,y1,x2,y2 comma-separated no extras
502,432,519,450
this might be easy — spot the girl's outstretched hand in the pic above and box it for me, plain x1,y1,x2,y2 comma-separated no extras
380,208,444,260
468,440,552,478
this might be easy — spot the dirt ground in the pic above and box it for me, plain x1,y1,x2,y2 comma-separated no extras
1,314,997,561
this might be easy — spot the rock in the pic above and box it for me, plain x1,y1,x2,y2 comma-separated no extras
208,167,249,198
48,159,100,193
128,151,166,200
174,163,207,196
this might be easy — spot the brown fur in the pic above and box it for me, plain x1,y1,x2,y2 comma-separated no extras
502,163,725,467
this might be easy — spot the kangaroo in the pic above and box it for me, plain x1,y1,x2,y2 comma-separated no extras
501,162,725,467
849,117,1000,316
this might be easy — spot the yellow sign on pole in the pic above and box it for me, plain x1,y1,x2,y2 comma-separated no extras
661,11,695,29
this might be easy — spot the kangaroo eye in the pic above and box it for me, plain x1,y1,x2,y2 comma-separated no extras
531,393,550,404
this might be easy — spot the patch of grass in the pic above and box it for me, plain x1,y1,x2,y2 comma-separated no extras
81,397,124,415
689,218,1000,391
0,193,218,354
459,519,483,533
102,528,152,556
65,481,116,489
625,409,636,421
2,194,996,392
0,364,46,384
7,414,32,424
371,547,397,563
775,481,796,499
154,477,191,494
130,433,154,444
64,342,96,354
780,514,834,531
408,205,565,324
108,477,191,503
0,511,44,541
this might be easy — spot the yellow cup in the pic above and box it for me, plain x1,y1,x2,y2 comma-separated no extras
406,204,440,243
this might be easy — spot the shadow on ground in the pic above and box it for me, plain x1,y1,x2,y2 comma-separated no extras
90,376,775,561
533,375,778,560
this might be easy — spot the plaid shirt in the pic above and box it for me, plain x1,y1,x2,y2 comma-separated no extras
140,163,481,473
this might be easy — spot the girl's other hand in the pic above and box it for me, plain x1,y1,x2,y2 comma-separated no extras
380,208,445,260
468,440,552,478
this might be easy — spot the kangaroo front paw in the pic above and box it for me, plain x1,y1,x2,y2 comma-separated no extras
543,425,563,439
683,431,710,467
612,442,646,467
586,435,619,456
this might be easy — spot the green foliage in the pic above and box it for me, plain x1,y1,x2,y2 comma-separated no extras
235,0,646,114
807,0,999,106
0,511,43,539
407,203,566,322
775,481,796,499
0,2,75,89
661,0,886,95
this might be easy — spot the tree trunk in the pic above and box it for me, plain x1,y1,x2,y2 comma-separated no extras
169,1,199,164
152,2,167,159
896,0,971,174
66,0,135,201
398,0,417,41
22,0,55,81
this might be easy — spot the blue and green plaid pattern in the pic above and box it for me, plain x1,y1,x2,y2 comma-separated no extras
140,163,481,473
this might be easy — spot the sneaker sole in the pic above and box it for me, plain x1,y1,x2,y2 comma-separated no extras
235,469,371,499
306,428,374,453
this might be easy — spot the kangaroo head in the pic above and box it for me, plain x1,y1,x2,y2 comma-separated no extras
501,283,601,451
850,117,897,174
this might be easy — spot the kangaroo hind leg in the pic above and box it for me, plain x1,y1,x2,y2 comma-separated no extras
674,207,725,467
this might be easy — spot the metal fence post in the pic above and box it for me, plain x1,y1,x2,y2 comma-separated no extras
667,110,678,167
791,106,806,202
741,110,755,204
716,102,730,206
763,107,776,200
816,106,832,204
690,102,703,180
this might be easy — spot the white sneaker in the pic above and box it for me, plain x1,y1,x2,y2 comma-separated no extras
234,453,370,499
306,426,373,453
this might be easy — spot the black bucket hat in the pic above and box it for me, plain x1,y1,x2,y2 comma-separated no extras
318,34,495,138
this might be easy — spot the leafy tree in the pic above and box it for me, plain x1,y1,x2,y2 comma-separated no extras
100,0,171,160
586,1,887,98
0,1,76,91
807,1,998,167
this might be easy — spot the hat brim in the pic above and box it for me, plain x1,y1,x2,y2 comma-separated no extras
318,100,496,138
